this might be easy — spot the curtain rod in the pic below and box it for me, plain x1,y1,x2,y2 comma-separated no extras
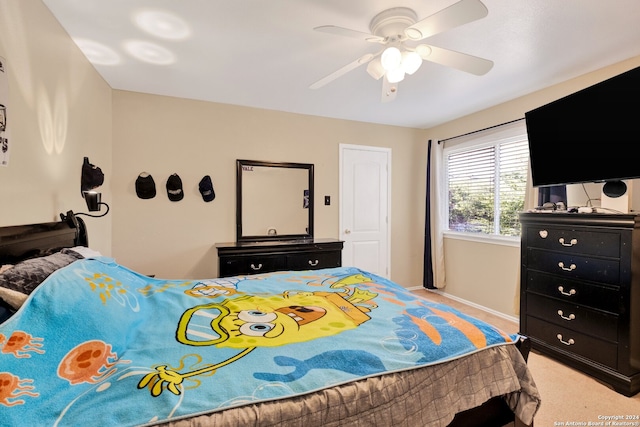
437,117,525,144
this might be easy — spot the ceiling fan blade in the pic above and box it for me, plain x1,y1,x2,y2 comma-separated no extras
419,44,493,75
309,53,376,89
314,25,385,43
404,0,488,41
381,76,398,103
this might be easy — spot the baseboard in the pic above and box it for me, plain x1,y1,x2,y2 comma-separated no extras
409,286,519,325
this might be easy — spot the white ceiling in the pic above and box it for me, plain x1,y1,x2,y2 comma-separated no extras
42,0,640,129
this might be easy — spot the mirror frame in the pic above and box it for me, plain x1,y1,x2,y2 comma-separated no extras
236,159,314,242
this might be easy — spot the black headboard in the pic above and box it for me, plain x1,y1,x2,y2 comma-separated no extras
0,213,86,265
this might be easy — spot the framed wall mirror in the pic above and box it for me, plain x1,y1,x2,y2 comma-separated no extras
236,159,314,242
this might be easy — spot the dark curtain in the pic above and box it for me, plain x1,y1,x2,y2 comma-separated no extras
537,185,567,207
424,140,435,289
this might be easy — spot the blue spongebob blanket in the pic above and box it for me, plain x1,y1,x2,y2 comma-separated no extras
0,258,517,426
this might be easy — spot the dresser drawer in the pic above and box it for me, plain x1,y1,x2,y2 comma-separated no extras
217,239,344,277
526,271,620,312
528,249,620,284
220,255,286,276
286,251,341,270
527,316,618,368
526,293,618,341
526,226,620,257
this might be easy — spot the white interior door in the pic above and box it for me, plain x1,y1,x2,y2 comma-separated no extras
339,144,391,278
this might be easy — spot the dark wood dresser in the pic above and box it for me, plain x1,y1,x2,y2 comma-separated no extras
519,212,640,396
216,238,343,277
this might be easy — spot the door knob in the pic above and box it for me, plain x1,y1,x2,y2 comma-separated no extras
344,229,351,234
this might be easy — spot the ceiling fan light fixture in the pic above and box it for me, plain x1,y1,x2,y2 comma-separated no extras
401,51,422,74
366,57,385,80
381,47,402,71
386,67,405,83
311,1,493,100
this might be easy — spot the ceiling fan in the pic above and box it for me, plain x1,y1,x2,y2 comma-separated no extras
309,0,494,102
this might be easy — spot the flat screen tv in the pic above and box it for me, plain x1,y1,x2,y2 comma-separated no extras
525,65,640,191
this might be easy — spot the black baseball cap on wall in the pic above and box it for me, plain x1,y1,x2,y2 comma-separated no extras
166,173,184,201
135,172,156,199
80,157,104,194
199,175,215,202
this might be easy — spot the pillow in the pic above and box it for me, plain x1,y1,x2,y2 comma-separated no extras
66,246,103,259
0,250,84,295
0,286,28,310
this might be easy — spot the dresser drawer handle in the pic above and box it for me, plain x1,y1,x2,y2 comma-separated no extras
557,286,577,296
250,263,263,271
557,334,575,346
558,262,576,272
557,310,576,321
308,260,319,266
558,238,578,247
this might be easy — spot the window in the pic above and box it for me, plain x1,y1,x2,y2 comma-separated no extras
443,121,529,238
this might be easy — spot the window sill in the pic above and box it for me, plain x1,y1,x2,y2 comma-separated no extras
443,230,521,248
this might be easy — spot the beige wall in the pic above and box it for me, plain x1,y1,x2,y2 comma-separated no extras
424,55,640,318
111,91,427,284
0,0,112,255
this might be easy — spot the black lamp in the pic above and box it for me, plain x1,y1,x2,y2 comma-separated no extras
58,158,108,246
77,157,110,218
81,190,109,217
83,190,100,211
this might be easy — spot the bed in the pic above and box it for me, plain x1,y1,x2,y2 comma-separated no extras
0,215,540,427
